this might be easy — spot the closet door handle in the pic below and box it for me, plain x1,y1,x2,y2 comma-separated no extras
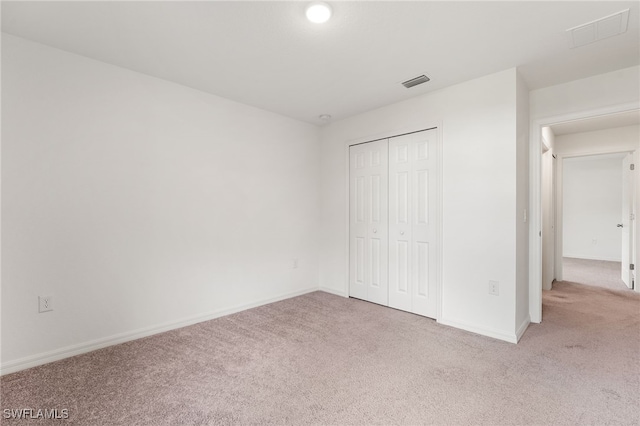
617,224,623,228
372,228,377,233
400,231,405,235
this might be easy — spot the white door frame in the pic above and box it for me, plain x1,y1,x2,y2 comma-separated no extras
344,121,443,321
555,149,636,283
621,152,635,288
529,102,640,323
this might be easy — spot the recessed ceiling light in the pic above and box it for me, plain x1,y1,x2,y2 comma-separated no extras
319,114,332,121
306,2,332,24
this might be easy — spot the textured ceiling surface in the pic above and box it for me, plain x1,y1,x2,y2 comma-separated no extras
2,1,639,125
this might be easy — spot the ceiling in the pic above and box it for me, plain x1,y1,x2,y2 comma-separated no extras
2,1,639,125
550,110,640,136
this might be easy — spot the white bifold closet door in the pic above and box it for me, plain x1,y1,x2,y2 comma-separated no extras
388,130,438,318
349,128,438,319
349,139,389,306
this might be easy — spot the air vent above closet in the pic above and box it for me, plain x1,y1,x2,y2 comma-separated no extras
402,75,430,88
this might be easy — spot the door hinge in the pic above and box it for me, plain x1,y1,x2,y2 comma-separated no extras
632,213,636,221
631,264,635,271
631,164,635,171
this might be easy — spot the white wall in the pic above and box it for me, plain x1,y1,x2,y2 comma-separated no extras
554,125,639,268
0,31,4,369
515,71,529,336
530,66,640,121
562,155,624,261
1,35,320,372
555,125,639,156
319,68,523,342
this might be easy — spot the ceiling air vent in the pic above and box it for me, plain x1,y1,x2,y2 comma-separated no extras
566,9,630,48
402,75,430,89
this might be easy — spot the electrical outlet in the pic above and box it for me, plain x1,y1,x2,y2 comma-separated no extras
38,296,53,313
292,258,299,269
488,281,499,296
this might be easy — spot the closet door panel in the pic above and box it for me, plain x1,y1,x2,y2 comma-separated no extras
410,129,438,318
349,140,388,305
389,129,438,318
389,140,412,312
349,147,368,300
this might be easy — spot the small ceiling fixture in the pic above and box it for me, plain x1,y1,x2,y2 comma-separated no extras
319,114,332,122
306,2,332,24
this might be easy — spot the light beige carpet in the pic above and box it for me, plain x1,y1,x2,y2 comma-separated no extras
1,283,639,425
562,256,633,291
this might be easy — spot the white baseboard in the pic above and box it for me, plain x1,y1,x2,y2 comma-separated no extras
563,254,622,262
0,287,318,376
516,316,531,342
319,286,348,297
438,317,518,344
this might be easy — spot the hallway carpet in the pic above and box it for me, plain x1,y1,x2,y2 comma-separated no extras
1,285,639,425
562,256,633,291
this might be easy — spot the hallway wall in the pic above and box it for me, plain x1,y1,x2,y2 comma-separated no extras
562,155,624,261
